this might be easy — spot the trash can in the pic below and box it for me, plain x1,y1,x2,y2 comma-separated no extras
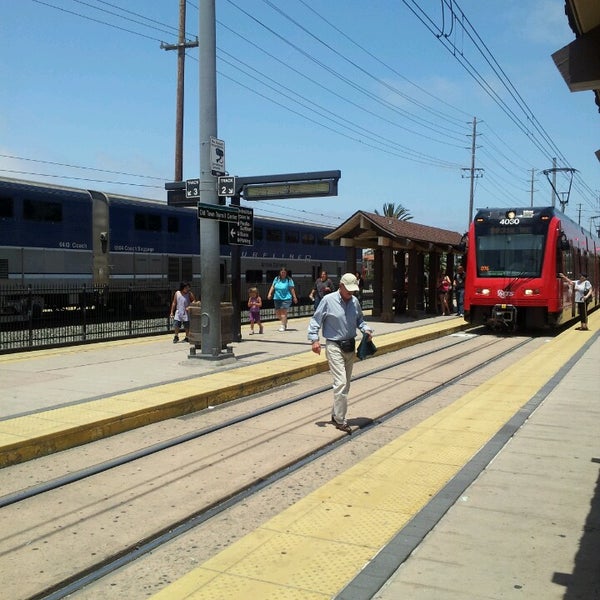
188,302,233,350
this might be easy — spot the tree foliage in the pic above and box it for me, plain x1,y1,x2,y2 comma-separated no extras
374,202,413,220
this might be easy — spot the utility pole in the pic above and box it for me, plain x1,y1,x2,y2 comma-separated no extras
552,158,557,207
161,0,198,182
461,117,483,227
530,168,535,207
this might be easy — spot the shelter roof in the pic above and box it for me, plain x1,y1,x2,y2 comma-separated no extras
325,211,464,254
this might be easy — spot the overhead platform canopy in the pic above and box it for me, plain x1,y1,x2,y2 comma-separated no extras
326,211,465,322
325,211,464,252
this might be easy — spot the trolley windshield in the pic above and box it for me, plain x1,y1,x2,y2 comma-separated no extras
474,223,547,278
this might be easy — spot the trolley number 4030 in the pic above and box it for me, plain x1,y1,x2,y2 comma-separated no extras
499,217,520,225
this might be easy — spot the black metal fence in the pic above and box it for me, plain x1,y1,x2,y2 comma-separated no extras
0,283,170,353
0,283,341,353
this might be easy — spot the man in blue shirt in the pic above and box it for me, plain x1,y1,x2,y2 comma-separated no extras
308,273,374,434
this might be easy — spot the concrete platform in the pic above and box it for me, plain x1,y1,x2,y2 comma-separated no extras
0,313,468,466
143,313,599,600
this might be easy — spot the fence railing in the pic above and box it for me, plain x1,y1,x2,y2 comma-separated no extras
1,283,371,353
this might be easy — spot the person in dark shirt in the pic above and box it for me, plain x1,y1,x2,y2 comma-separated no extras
453,265,466,317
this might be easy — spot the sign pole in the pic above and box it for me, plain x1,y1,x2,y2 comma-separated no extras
230,193,242,342
198,0,222,357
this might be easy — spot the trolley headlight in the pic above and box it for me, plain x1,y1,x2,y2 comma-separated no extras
476,288,491,296
523,288,541,296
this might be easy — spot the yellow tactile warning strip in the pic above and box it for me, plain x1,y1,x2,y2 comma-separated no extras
149,315,597,600
0,319,468,467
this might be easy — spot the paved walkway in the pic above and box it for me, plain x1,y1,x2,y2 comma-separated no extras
145,314,599,600
371,332,600,600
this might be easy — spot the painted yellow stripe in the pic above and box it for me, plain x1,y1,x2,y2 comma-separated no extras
150,315,596,599
0,319,467,467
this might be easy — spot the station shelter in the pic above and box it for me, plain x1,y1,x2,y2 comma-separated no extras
325,211,465,322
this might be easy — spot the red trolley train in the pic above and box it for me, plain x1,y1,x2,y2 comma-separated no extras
464,207,599,331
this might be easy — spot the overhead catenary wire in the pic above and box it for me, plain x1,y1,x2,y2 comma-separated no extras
20,0,599,222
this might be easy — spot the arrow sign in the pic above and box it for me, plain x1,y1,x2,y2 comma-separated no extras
185,178,200,199
218,176,236,197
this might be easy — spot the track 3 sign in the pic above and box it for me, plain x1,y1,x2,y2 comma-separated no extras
185,179,200,199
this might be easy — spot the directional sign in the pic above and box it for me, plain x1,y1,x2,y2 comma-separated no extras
217,176,236,197
228,206,254,246
210,137,225,176
185,178,200,199
197,202,239,222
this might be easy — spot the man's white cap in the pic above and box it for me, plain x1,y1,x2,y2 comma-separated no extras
339,273,359,292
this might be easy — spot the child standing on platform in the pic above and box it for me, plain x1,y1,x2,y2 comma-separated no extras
248,287,264,335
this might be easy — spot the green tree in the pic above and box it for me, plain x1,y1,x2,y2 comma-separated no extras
374,202,413,220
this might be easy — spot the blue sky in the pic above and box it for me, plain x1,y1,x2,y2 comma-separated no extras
1,0,598,235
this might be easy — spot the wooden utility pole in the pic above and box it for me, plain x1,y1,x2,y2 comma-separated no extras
161,0,199,182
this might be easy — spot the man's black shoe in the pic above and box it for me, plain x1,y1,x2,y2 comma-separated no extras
334,421,352,434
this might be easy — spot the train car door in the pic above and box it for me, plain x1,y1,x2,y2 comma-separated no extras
89,191,110,286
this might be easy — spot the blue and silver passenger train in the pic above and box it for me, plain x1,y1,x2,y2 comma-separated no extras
0,177,352,316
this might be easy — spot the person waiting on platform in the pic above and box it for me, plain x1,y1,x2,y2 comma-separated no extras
267,267,298,332
170,282,196,343
307,273,374,434
309,270,334,311
355,271,365,304
436,271,452,315
453,265,466,317
558,272,593,330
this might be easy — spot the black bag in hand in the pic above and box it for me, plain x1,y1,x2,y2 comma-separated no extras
356,333,376,360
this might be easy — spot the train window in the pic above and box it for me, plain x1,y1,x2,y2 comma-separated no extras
285,230,299,243
0,195,13,218
254,226,263,241
134,213,161,231
317,236,330,246
302,232,315,244
23,198,62,222
476,233,544,277
245,270,263,284
167,216,179,233
266,228,282,242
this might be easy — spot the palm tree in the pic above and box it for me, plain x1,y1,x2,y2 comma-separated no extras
374,202,413,220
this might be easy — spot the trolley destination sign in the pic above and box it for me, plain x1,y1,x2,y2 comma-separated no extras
197,202,254,246
197,202,239,223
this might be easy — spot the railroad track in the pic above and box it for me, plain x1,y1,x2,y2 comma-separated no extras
0,331,545,599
